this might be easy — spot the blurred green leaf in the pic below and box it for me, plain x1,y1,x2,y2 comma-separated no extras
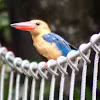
0,0,5,10
0,13,9,29
74,88,80,100
86,87,92,100
97,80,100,91
87,68,93,75
4,27,12,43
4,83,9,100
29,58,41,63
44,83,50,96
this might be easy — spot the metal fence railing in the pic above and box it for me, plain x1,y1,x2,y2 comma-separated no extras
0,33,100,100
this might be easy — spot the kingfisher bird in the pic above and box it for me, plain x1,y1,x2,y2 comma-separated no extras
11,20,77,60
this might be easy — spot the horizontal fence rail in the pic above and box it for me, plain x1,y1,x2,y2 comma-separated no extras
0,33,100,100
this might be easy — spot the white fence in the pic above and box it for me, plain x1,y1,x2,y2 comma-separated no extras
0,33,100,100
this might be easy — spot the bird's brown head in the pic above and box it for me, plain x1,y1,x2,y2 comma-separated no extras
11,19,51,36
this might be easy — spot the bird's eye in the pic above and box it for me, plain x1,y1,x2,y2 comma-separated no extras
36,22,40,26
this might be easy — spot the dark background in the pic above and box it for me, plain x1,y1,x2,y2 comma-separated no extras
0,0,100,99
4,0,100,60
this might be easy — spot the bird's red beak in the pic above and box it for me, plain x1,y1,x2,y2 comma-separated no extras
10,21,36,31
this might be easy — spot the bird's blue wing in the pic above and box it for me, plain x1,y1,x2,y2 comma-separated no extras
42,32,76,56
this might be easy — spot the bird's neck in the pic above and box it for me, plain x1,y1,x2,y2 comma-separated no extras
31,30,51,42
32,34,42,43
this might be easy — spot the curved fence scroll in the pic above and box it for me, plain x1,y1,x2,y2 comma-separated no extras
0,33,100,100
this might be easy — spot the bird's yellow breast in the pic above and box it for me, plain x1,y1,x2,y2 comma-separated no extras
32,35,62,60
